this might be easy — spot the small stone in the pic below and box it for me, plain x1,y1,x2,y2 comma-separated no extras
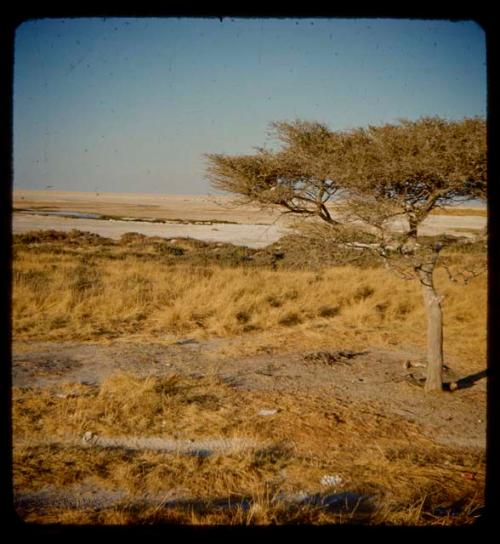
320,474,344,487
258,409,278,417
82,431,94,444
175,338,199,345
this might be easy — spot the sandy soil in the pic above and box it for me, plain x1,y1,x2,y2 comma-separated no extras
13,189,486,247
12,213,289,249
13,189,284,224
389,215,486,237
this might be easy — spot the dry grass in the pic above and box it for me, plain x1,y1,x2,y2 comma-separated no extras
11,230,487,525
13,373,485,525
12,233,487,369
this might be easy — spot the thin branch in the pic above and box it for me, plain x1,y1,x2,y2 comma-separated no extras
442,262,486,285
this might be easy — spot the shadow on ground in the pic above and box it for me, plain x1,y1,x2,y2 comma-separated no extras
444,369,487,392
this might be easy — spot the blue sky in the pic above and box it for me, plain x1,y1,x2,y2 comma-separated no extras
13,17,486,194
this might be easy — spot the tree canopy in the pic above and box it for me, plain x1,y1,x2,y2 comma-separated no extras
206,116,486,258
206,116,486,221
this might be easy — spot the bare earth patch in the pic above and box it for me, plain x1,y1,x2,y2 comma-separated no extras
12,337,486,524
12,338,487,449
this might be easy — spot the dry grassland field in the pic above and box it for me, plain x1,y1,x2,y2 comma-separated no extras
11,190,488,526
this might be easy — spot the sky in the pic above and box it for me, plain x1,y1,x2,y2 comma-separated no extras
13,17,487,195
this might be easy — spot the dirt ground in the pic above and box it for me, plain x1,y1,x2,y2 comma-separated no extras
11,335,488,524
12,337,486,451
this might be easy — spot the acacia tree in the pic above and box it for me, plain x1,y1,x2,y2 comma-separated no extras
205,117,487,393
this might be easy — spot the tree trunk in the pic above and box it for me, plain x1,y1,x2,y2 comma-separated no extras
408,215,419,239
416,258,444,393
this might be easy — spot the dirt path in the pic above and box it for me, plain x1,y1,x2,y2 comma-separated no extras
12,338,487,451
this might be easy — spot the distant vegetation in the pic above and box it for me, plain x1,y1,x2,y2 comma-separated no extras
429,207,486,217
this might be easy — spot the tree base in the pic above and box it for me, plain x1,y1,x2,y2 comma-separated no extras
424,381,444,393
